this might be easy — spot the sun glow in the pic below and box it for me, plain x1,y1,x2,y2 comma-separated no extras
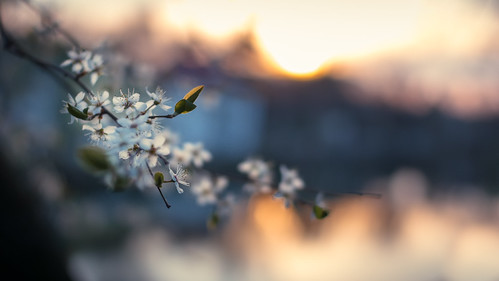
161,0,422,77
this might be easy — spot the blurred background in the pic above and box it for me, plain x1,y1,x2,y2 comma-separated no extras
1,0,499,280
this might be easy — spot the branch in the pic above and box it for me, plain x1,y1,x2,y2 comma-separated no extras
0,7,119,124
148,114,176,119
146,162,171,208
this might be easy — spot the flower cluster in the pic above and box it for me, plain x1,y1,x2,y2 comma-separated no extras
238,158,273,193
58,48,330,226
238,158,305,208
62,84,213,199
61,49,103,85
4,2,340,234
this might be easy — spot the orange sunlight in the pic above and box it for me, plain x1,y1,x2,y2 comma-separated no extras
25,0,499,115
161,0,422,77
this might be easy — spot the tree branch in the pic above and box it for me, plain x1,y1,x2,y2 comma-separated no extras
0,5,119,124
146,162,171,208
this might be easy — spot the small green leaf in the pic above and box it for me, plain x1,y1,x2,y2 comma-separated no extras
207,212,219,230
67,104,88,120
313,205,329,219
154,172,164,188
77,146,111,172
174,99,197,115
183,85,204,103
110,174,131,192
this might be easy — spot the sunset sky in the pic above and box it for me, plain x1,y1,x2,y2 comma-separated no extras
5,0,499,116
24,0,493,75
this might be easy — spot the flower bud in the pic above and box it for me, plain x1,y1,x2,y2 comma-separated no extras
207,212,219,230
110,174,131,192
174,99,197,115
154,172,165,188
77,146,111,172
183,85,204,103
312,205,329,219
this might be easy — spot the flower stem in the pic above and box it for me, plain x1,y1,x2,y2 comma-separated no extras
148,114,176,119
0,6,120,125
146,162,171,208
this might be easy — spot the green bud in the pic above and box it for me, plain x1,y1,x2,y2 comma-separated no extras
154,172,164,188
67,104,88,120
110,174,131,192
174,99,197,115
207,212,219,230
77,146,111,172
313,205,330,219
183,85,204,103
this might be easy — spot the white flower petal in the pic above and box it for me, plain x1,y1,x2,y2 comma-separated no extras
61,59,72,67
130,93,140,103
72,63,83,73
101,91,109,100
82,124,95,132
139,138,153,149
157,146,170,156
175,182,184,194
75,92,85,103
153,135,166,147
148,155,158,168
103,126,116,134
90,73,98,85
119,150,130,159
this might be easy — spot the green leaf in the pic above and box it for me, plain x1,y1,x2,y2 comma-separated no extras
67,104,88,120
77,146,111,172
154,172,164,188
174,99,197,115
183,85,204,103
109,174,131,192
313,205,330,219
207,212,219,230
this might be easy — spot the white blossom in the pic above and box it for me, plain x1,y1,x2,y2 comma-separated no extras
238,158,273,193
61,50,104,85
82,123,116,145
191,175,228,205
315,192,326,208
238,158,272,181
170,146,192,168
88,91,111,115
117,115,152,138
169,165,190,194
61,92,87,124
278,165,304,194
88,54,104,85
107,127,139,160
61,49,92,73
161,129,179,150
192,177,217,205
139,135,170,168
184,142,212,168
273,165,305,208
146,87,172,112
242,181,273,194
113,89,146,116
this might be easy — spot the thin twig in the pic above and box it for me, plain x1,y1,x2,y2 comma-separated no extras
148,114,176,119
0,7,119,124
158,155,170,166
20,0,81,49
146,162,171,208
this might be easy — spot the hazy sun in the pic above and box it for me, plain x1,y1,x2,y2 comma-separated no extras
161,0,423,76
